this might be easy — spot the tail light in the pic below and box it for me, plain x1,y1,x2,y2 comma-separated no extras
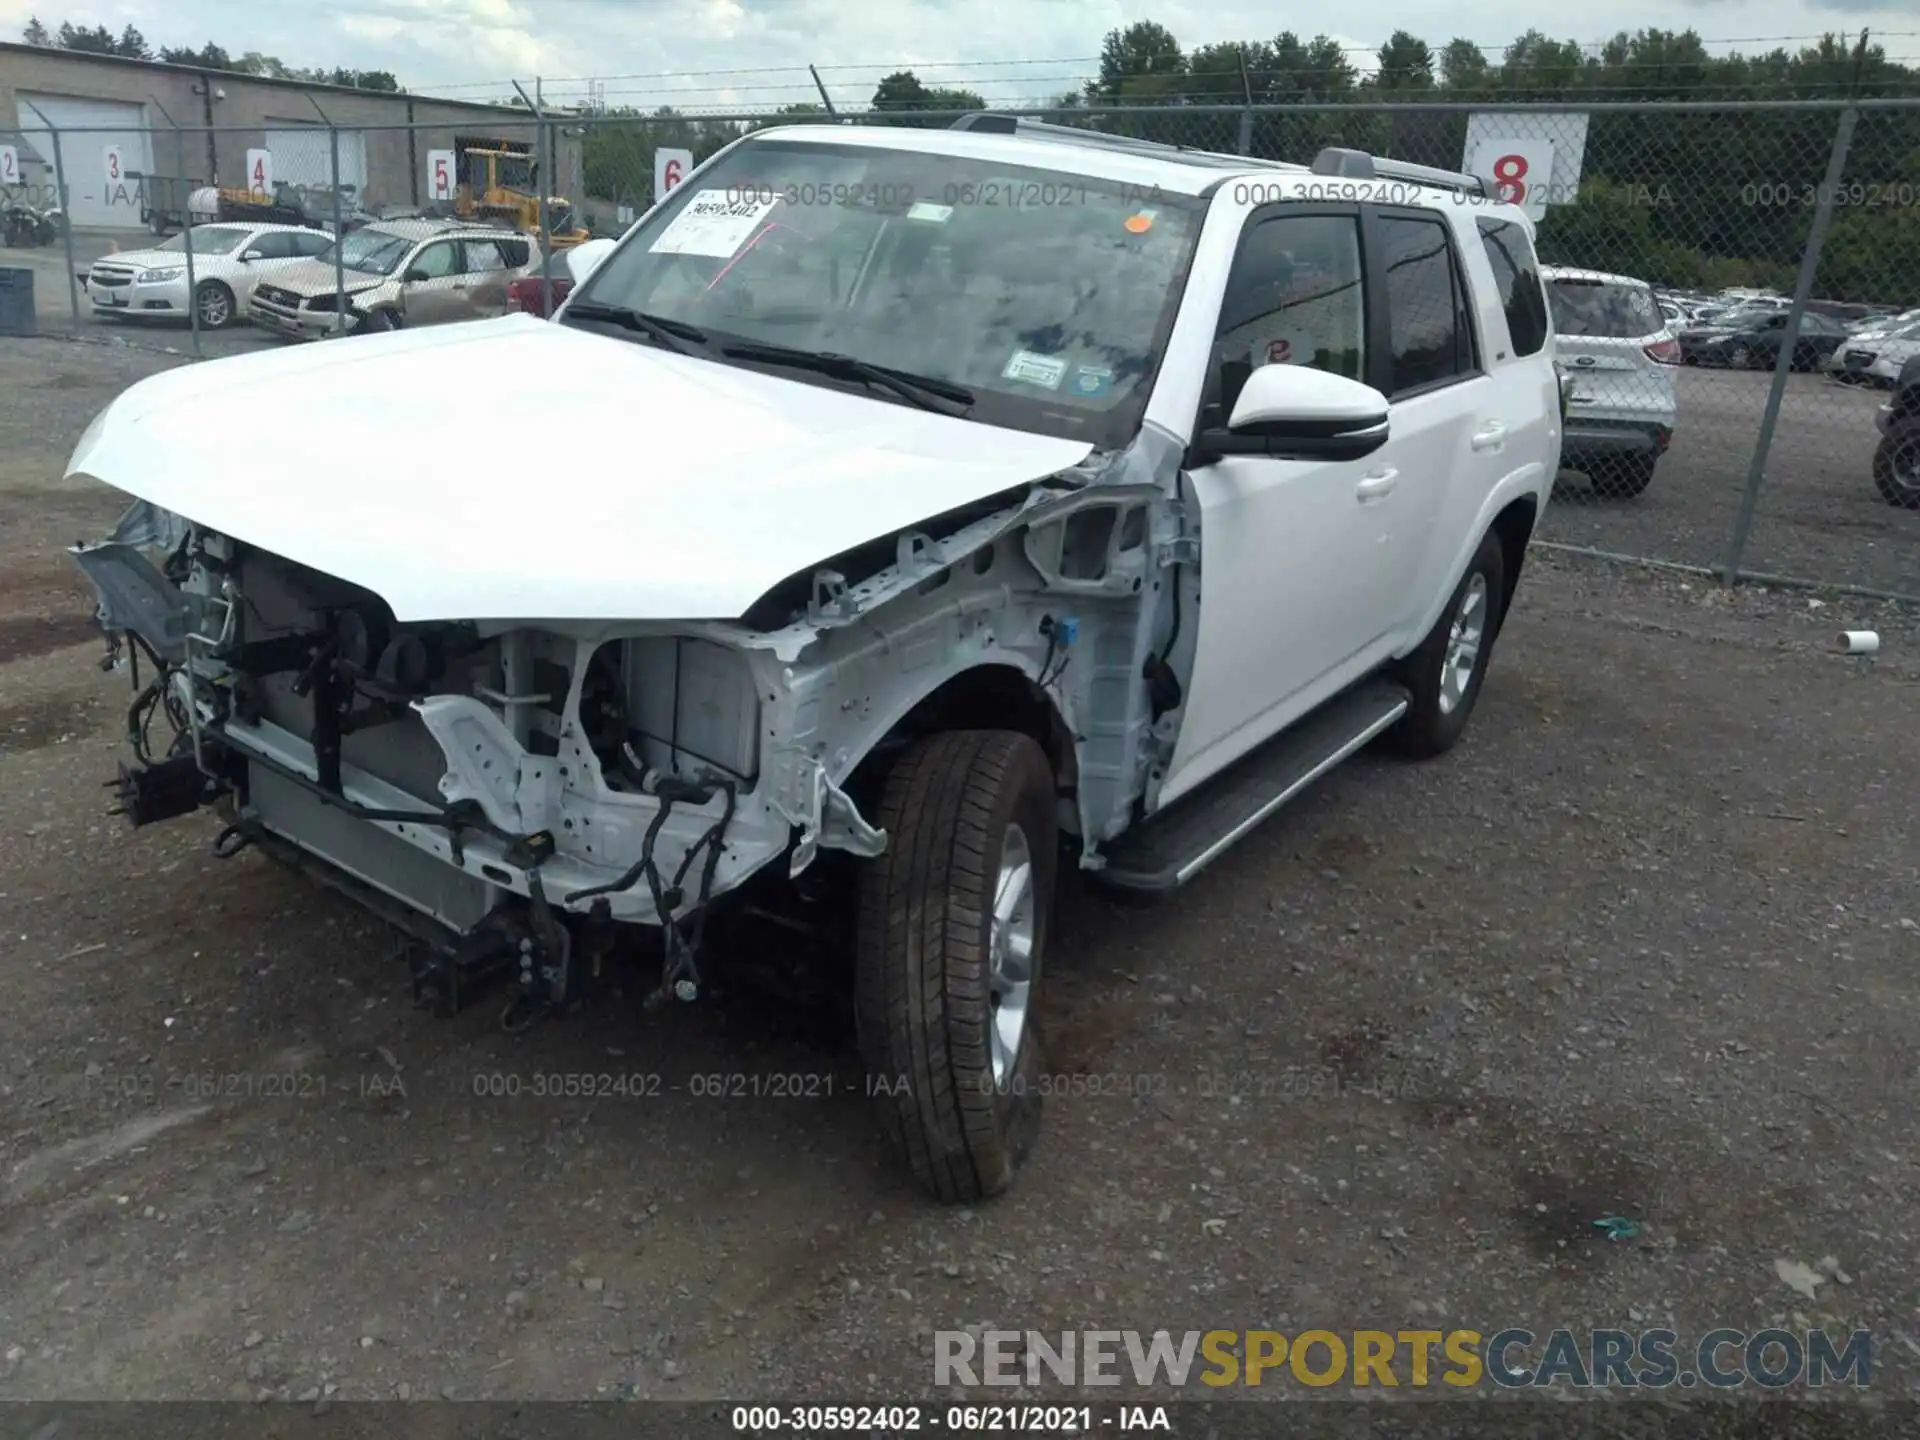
1644,337,1681,365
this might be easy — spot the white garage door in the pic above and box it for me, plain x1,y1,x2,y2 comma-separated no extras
264,126,368,195
14,93,154,230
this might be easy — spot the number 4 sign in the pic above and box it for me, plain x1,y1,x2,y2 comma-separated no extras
426,149,455,202
246,148,273,196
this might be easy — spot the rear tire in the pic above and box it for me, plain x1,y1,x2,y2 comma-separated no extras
1593,452,1656,499
1387,529,1506,761
1873,421,1920,508
854,730,1057,1204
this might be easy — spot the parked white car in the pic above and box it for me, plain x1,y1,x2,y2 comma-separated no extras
68,119,1561,1202
1830,317,1920,387
1541,266,1678,497
84,223,336,329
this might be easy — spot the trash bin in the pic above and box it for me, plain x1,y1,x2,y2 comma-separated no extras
0,268,35,337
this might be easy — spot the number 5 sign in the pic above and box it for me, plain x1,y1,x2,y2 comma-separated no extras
426,148,455,202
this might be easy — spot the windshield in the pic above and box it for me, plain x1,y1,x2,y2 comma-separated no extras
1545,277,1662,339
158,225,250,255
568,136,1205,445
316,228,414,276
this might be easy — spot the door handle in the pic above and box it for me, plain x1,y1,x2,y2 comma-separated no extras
1471,421,1509,452
1356,468,1399,502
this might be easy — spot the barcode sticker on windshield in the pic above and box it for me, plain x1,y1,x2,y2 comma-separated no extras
1002,350,1067,389
649,190,779,258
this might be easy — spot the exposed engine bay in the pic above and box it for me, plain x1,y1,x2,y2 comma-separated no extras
70,428,1201,1032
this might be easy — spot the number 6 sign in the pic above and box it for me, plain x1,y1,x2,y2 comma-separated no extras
426,148,455,202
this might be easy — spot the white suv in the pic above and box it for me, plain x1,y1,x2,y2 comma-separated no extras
1541,266,1678,498
68,118,1561,1202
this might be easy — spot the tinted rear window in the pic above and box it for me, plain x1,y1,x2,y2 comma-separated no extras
1546,278,1662,339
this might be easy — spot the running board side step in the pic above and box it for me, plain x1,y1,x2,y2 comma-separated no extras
1091,681,1411,898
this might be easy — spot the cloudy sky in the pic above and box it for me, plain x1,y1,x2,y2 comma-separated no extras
4,0,1913,110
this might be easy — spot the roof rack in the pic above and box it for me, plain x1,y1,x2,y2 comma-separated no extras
946,111,1302,172
1310,146,1490,200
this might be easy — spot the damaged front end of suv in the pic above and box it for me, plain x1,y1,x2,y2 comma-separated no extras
70,427,1192,1032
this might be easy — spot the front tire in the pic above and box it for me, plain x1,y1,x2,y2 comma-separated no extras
854,730,1057,1203
1387,529,1506,760
195,280,235,330
1873,420,1920,508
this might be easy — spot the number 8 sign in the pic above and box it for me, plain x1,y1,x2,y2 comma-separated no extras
1467,137,1556,221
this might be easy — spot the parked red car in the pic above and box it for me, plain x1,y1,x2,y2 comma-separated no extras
507,239,618,318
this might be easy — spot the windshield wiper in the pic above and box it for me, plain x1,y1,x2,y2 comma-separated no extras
718,340,974,417
564,302,713,358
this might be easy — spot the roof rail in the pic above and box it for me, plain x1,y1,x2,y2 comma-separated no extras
1311,146,1490,200
945,111,1303,171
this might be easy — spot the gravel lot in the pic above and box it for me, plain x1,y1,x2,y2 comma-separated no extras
1544,365,1919,599
1,335,1917,1414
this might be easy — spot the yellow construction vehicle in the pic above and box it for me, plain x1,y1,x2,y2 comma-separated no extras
455,147,590,249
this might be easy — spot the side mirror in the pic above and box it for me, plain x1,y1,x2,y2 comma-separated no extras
1194,363,1391,464
403,267,429,284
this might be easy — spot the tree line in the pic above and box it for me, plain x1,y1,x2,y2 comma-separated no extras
17,17,401,90
570,25,1920,304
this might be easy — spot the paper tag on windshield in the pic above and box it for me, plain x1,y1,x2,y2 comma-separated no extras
648,190,778,258
907,201,953,224
1003,351,1067,389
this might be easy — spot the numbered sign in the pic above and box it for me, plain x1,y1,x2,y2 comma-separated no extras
654,147,693,202
103,145,122,187
1466,137,1556,220
0,146,17,187
246,148,273,196
426,148,455,202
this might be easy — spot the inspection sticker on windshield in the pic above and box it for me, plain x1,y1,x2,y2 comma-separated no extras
1002,351,1067,389
907,201,953,224
648,190,779,258
1071,365,1113,397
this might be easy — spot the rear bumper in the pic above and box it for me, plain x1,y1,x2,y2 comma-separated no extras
1562,418,1673,458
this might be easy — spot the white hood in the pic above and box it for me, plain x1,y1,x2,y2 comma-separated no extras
66,316,1095,623
94,246,213,269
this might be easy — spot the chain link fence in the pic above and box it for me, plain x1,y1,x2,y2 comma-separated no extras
4,97,1916,598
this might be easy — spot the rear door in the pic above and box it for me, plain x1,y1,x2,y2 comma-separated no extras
1545,274,1673,427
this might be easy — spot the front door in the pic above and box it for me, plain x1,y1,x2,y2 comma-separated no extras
398,239,467,325
1160,206,1404,801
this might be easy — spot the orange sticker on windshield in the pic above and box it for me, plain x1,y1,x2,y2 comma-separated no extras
1124,211,1155,234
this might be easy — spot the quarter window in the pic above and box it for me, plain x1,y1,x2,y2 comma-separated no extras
1379,213,1475,394
1474,217,1549,358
